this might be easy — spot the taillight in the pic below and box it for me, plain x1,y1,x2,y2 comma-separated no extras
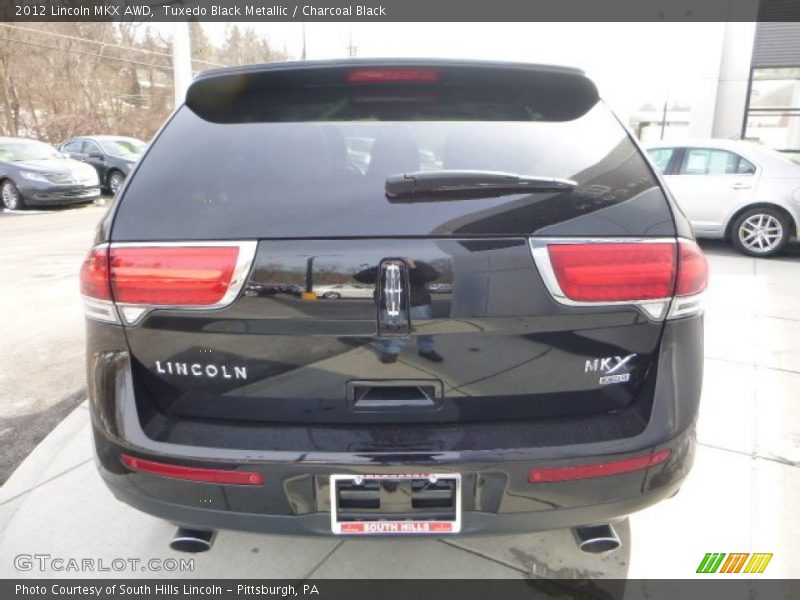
110,246,240,305
675,240,708,296
121,454,263,486
530,238,707,320
546,243,676,302
80,242,256,325
528,449,671,483
80,245,111,300
346,68,441,84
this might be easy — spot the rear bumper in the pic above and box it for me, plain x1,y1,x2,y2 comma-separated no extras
104,482,684,537
94,422,694,536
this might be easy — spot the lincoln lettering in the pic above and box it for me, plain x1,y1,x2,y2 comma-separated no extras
155,361,247,380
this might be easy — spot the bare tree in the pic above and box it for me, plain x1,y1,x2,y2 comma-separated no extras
0,23,289,144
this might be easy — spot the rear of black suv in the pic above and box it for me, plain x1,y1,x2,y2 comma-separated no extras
82,60,707,540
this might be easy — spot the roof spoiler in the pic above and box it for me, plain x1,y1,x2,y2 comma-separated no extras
185,59,600,124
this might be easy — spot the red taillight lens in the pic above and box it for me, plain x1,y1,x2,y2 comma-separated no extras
528,449,671,483
547,243,677,302
109,246,239,305
121,454,263,486
80,246,111,300
675,240,708,296
346,68,441,84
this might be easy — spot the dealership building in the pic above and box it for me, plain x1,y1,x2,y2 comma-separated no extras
642,3,800,161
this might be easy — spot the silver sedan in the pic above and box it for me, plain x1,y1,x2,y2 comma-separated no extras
647,139,800,256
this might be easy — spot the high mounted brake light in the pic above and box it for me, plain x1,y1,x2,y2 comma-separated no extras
530,238,707,320
346,68,441,84
80,242,257,325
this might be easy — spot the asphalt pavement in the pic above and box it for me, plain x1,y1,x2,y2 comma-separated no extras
0,201,109,484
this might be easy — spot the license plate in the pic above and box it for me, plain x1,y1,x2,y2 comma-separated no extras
330,473,462,535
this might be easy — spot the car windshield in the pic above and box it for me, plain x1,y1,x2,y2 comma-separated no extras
0,141,61,161
102,139,145,156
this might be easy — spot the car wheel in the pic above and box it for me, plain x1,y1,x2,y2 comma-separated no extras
323,292,341,299
1,180,24,210
731,208,790,257
108,171,125,195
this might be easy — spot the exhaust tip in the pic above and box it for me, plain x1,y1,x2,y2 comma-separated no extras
170,528,216,553
573,524,621,555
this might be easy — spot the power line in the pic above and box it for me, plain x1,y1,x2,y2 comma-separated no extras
0,23,225,68
0,37,174,71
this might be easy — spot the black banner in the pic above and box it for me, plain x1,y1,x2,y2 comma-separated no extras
4,580,800,600
0,0,778,23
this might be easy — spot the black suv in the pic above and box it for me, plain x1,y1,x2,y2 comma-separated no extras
82,60,707,550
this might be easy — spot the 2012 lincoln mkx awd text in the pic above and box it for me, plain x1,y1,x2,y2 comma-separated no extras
81,60,707,552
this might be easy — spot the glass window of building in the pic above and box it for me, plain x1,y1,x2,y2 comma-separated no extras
744,68,800,163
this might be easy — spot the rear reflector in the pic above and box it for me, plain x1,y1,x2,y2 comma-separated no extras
110,246,239,305
528,449,671,483
547,243,676,302
121,454,263,486
347,68,441,84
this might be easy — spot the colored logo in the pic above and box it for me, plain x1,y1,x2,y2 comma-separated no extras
696,553,772,574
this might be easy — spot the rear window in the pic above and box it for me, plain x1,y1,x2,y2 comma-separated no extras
112,66,661,240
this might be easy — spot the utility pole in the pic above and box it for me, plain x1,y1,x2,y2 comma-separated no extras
301,22,307,59
659,98,668,140
172,21,192,106
347,31,357,57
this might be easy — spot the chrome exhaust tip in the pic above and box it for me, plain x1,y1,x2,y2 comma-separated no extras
170,528,216,553
573,524,621,554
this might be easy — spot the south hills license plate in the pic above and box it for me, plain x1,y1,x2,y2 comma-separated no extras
329,473,462,535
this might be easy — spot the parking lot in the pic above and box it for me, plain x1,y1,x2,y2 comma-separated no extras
0,202,110,485
0,205,798,579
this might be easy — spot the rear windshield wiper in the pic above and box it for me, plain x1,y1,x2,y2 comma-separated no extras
385,170,577,199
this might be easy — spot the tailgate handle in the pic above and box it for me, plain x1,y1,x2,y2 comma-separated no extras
347,380,443,410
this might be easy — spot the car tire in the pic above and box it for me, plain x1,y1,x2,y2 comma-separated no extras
1,180,24,210
108,170,125,195
731,207,791,257
323,292,341,299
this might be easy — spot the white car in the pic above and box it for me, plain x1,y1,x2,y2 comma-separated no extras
313,283,375,299
646,140,800,256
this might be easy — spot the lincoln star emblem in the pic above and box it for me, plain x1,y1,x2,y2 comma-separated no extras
384,263,402,318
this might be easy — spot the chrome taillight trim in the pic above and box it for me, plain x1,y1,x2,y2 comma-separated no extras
528,237,698,322
667,291,704,320
81,295,120,325
83,241,258,326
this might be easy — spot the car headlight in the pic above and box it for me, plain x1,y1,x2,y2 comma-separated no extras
19,171,52,183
